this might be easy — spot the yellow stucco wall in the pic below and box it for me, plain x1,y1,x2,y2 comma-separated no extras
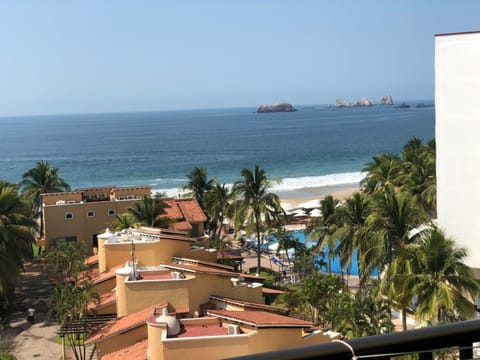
95,324,147,358
120,279,191,317
118,272,263,318
43,199,140,254
146,320,330,360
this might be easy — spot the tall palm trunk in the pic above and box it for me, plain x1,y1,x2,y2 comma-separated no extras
255,210,261,276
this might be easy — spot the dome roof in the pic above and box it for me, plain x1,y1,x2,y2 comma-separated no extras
156,308,181,336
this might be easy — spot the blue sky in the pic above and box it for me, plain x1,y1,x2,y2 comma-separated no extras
1,1,479,116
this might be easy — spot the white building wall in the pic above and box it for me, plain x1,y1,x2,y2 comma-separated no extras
435,31,480,270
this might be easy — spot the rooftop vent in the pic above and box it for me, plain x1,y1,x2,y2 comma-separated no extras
228,324,240,335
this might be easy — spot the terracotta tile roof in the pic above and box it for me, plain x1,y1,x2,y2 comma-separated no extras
89,289,116,311
101,339,148,360
217,251,244,260
85,255,98,266
175,323,228,338
160,199,184,219
206,310,313,328
164,261,262,281
85,304,167,345
176,198,208,222
169,220,192,231
262,287,286,295
171,257,234,271
92,265,122,284
209,295,289,315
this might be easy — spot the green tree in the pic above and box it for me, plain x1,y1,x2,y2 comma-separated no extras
334,192,370,286
386,228,479,326
0,181,36,310
307,195,339,273
362,185,428,283
399,137,436,217
20,161,70,238
233,164,283,275
127,196,171,228
182,167,215,210
361,154,402,194
204,183,234,239
47,241,100,360
334,282,393,337
274,228,300,265
110,213,135,232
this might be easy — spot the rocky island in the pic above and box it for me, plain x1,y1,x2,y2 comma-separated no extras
335,95,394,107
380,95,394,105
335,98,375,107
257,102,297,113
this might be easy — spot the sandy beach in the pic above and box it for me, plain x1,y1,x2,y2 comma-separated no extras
277,183,360,208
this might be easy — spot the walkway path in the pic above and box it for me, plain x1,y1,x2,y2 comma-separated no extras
3,261,66,360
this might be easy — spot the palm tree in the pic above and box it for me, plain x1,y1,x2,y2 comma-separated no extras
307,195,339,273
204,183,234,239
400,137,437,216
362,185,429,281
110,213,135,231
334,192,370,286
335,282,394,337
127,196,171,228
182,167,215,210
233,164,282,275
387,228,479,326
361,154,402,194
0,181,36,306
20,161,70,238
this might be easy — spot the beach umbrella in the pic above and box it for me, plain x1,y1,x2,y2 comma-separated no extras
309,208,322,217
298,199,321,209
294,210,307,217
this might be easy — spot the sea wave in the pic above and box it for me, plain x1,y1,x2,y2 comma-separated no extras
152,171,366,198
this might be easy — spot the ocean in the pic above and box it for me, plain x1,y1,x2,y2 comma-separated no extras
0,103,435,196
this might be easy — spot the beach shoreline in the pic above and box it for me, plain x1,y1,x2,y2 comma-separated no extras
277,183,360,208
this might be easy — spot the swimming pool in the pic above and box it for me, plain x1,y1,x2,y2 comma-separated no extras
267,230,377,276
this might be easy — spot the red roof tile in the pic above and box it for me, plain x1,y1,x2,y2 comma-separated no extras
262,287,286,295
175,323,228,338
85,255,98,266
89,289,116,311
169,220,192,231
101,339,148,360
92,265,122,284
209,295,288,315
160,199,184,219
164,262,262,281
176,198,208,222
85,304,166,345
206,310,312,328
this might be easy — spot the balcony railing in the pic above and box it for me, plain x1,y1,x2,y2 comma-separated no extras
227,319,480,360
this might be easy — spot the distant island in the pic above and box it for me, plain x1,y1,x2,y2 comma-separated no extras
415,103,434,108
394,102,410,109
257,103,297,113
335,95,393,107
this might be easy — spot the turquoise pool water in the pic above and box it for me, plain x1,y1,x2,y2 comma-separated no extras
265,230,376,276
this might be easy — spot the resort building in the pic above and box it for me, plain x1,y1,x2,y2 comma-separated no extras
435,31,480,275
82,226,337,359
40,186,207,254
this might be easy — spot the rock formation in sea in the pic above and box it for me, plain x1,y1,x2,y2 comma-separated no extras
380,95,394,105
257,103,297,113
335,98,375,107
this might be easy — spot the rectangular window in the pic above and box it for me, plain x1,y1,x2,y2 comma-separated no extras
65,212,74,220
87,210,95,218
108,209,116,216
